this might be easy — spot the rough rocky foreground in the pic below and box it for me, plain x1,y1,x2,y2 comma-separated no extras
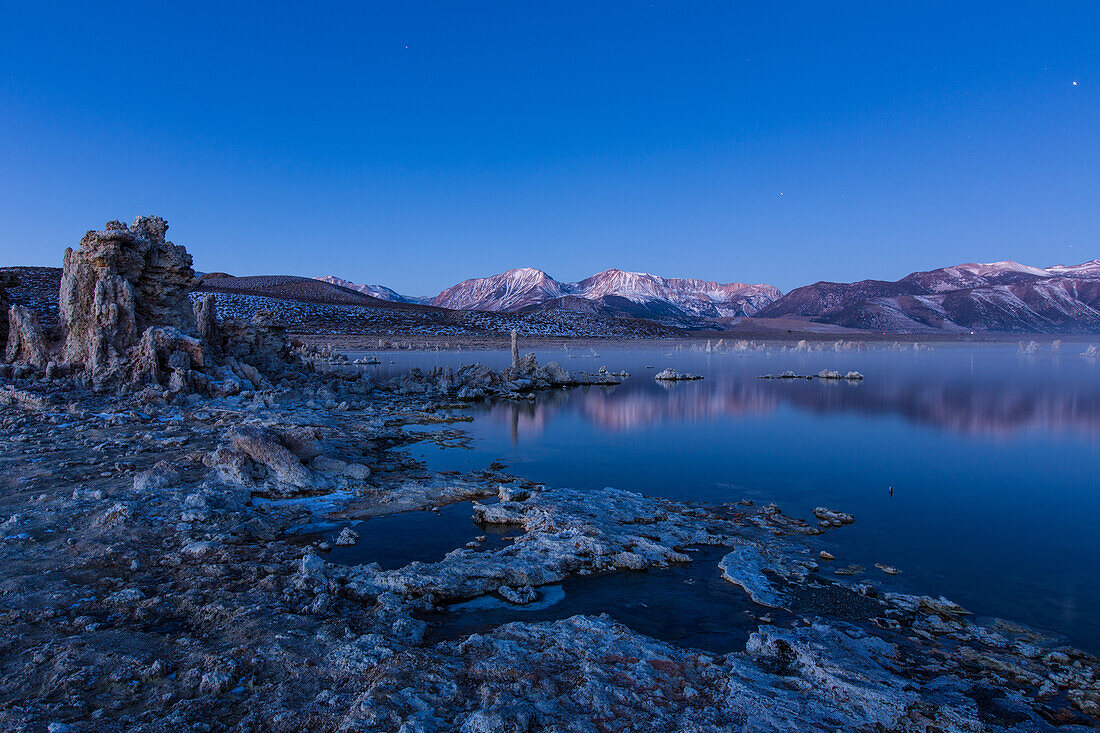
0,219,1098,731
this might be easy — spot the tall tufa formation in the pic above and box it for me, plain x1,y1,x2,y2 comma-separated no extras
59,216,200,385
193,293,221,347
3,272,51,369
1,216,293,393
5,305,49,368
0,272,17,345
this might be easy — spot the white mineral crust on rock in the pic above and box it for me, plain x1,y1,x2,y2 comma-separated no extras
654,368,703,381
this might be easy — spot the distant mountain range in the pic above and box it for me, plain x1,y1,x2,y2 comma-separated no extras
318,258,1100,333
315,276,431,305
758,260,1100,333
347,267,781,328
318,268,781,328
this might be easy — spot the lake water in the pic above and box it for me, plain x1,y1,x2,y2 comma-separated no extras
325,500,523,569
353,343,1100,653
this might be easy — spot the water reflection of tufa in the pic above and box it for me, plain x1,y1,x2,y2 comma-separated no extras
476,360,1100,436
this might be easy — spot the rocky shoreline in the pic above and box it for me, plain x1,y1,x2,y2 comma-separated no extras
0,219,1097,731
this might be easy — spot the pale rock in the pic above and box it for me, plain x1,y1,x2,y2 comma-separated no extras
312,456,349,474
343,462,371,480
99,502,132,526
335,527,359,546
133,461,181,491
497,585,538,604
813,507,855,527
106,587,146,606
654,368,703,381
718,542,816,608
228,426,314,489
274,426,323,462
193,293,220,345
298,553,326,583
181,540,219,558
5,305,49,368
131,327,206,387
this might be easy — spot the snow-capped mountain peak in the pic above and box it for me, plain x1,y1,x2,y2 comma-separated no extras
432,268,565,312
314,276,429,304
1046,260,1100,278
955,261,1052,278
578,269,667,300
575,269,780,312
429,267,782,323
759,257,1100,333
505,267,552,278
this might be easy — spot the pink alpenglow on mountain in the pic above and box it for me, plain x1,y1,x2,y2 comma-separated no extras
575,269,781,318
432,268,567,312
430,267,781,324
757,259,1100,333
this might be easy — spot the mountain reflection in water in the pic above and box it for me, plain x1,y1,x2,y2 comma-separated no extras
474,354,1100,438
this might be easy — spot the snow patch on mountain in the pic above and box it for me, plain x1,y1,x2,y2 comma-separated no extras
956,261,1052,278
315,276,429,304
1046,260,1100,278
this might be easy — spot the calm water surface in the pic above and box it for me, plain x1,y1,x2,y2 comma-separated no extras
355,343,1100,652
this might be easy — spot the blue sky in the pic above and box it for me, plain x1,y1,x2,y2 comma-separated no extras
0,2,1096,295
